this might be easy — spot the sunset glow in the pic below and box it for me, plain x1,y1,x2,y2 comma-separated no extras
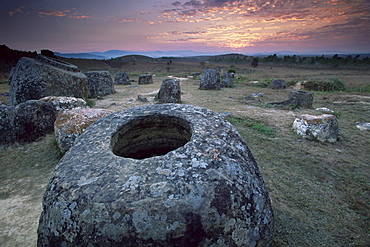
1,0,369,54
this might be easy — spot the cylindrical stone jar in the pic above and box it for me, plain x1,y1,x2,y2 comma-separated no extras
38,104,274,246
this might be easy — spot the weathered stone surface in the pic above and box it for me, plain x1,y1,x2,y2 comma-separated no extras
39,96,88,112
293,114,338,142
38,104,274,246
268,90,313,108
0,103,16,144
137,95,149,102
288,91,313,108
14,100,58,143
221,72,234,88
199,69,220,90
156,78,181,103
138,74,153,85
54,108,113,153
269,79,286,89
9,55,88,105
0,100,58,144
357,123,370,131
316,107,334,114
114,72,131,85
84,71,116,98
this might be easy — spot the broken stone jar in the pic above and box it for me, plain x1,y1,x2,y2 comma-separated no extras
37,104,274,246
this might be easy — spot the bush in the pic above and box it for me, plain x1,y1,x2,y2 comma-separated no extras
303,77,346,91
228,67,237,73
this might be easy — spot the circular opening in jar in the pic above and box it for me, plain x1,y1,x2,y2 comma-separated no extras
111,114,192,159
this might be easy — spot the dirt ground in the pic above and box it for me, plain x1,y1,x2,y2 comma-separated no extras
0,62,369,246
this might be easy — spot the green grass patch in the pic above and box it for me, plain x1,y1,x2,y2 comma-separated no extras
86,100,95,108
227,115,277,137
234,75,250,84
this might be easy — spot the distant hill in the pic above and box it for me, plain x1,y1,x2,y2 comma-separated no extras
54,52,106,60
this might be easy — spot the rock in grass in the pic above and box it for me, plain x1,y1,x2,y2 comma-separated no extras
38,104,274,246
9,55,88,105
293,114,338,142
269,79,286,89
221,72,234,88
114,72,131,85
84,71,115,98
138,74,153,85
356,123,370,131
199,69,220,90
156,78,181,103
0,100,58,144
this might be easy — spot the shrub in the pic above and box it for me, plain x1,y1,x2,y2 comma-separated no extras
303,77,346,91
228,67,237,73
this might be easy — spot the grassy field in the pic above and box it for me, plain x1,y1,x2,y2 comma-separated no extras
0,59,369,246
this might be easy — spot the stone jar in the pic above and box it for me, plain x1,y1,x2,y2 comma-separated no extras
199,69,220,90
156,78,181,103
38,104,274,246
138,74,153,85
84,71,116,98
114,72,131,85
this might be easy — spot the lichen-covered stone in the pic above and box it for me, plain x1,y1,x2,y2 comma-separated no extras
13,100,58,143
54,108,114,153
200,69,220,90
0,103,16,144
38,104,274,246
156,78,181,103
269,79,286,89
84,71,115,98
114,72,131,85
293,114,338,142
9,55,88,105
39,96,88,112
138,74,153,85
288,91,313,108
221,72,234,88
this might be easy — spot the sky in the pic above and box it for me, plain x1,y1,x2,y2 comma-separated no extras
1,0,370,55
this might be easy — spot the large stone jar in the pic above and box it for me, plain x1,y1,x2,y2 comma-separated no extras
38,104,274,246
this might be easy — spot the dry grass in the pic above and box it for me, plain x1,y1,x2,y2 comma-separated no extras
0,60,369,246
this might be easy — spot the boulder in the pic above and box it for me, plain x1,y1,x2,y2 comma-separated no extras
84,71,115,98
54,108,113,153
288,91,313,108
14,100,58,143
356,123,370,131
9,55,88,105
38,104,274,246
221,72,234,88
1,100,58,144
199,69,220,90
156,78,181,103
269,79,286,89
138,74,153,85
137,95,149,102
39,96,88,112
192,72,201,79
293,114,338,142
0,103,16,144
114,72,131,85
268,90,313,108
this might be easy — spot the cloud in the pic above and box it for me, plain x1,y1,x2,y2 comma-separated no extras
172,1,182,7
8,6,28,16
38,9,92,19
